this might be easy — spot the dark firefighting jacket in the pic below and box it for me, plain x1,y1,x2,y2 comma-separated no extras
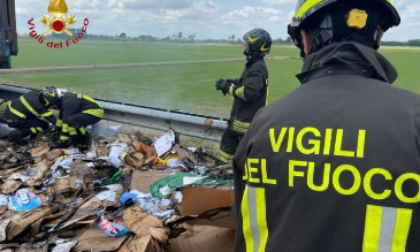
233,41,420,252
56,92,103,136
229,57,268,134
4,90,56,124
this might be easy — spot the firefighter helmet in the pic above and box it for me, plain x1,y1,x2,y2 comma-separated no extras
288,0,401,56
243,29,272,59
41,86,60,106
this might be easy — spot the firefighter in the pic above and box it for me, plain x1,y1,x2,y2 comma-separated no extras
53,91,104,148
231,1,420,252
0,86,58,142
215,28,271,164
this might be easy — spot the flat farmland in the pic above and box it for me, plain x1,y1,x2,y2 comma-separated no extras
2,40,419,117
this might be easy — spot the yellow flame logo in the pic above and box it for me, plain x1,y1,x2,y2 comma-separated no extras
48,0,68,17
41,0,76,36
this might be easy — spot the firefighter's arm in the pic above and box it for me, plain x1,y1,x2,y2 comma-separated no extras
44,114,57,125
227,79,240,86
36,105,56,125
232,71,265,102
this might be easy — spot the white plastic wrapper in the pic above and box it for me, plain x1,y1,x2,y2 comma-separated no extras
107,144,127,168
7,173,31,183
51,157,74,179
51,241,78,252
174,191,183,203
0,194,8,206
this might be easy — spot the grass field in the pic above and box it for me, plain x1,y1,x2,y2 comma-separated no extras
2,40,420,118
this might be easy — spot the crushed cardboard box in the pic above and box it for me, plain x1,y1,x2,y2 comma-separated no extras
0,129,234,251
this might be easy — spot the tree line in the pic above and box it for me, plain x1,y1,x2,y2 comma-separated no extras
19,31,420,47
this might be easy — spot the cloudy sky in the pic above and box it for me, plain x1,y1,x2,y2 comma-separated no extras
15,0,419,41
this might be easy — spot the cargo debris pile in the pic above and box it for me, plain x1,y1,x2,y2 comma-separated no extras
0,130,235,252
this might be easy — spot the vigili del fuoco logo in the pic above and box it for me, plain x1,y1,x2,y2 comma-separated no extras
27,0,89,49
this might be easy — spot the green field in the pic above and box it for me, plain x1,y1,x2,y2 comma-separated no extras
2,40,420,117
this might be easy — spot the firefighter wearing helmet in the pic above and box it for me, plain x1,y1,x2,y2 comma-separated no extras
232,0,420,251
0,86,58,142
215,29,271,164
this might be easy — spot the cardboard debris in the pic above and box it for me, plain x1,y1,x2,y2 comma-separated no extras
130,170,171,193
119,133,136,144
28,160,49,186
123,206,164,237
177,187,234,216
30,144,50,158
0,129,234,252
53,176,78,192
73,227,129,251
1,180,22,194
203,118,213,133
46,149,63,161
168,226,235,252
8,206,57,241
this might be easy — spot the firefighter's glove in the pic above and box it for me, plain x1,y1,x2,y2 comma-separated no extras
216,79,233,96
50,126,61,141
54,133,70,148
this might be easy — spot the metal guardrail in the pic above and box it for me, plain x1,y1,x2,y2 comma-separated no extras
0,83,228,141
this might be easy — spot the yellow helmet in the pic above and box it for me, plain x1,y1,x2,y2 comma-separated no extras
288,0,401,55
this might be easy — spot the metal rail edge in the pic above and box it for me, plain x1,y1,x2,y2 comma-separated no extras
0,83,228,141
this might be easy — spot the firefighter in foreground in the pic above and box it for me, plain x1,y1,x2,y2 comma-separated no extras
0,87,58,142
215,29,271,164
232,0,420,251
53,91,104,148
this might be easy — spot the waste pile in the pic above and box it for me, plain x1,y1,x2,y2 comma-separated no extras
0,129,235,252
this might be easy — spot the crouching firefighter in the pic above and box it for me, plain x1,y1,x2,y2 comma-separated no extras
0,87,58,142
215,29,271,164
53,92,104,148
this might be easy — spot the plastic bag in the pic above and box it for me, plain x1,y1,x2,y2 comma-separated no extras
107,144,127,168
97,213,130,237
8,189,43,212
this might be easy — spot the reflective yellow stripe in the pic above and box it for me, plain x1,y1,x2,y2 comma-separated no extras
229,84,235,96
62,123,69,133
233,120,250,134
36,127,43,132
363,205,382,252
241,186,254,252
20,96,40,117
242,185,269,252
363,205,413,252
256,188,268,252
266,86,269,107
79,93,102,108
391,208,413,251
235,86,246,101
296,0,392,19
217,150,234,164
79,126,86,135
60,135,69,142
30,127,37,134
296,0,324,19
82,108,104,118
56,119,63,127
40,111,53,117
69,127,77,136
8,102,26,119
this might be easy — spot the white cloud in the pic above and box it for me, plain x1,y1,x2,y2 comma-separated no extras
13,0,419,41
386,2,420,41
262,0,295,6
